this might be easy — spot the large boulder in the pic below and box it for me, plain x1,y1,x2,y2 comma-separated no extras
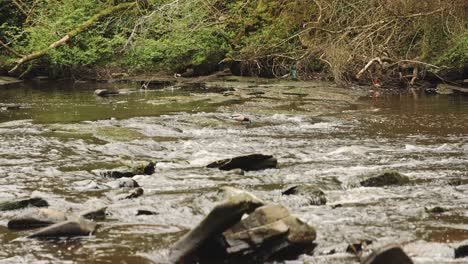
361,244,413,264
222,204,316,262
0,197,49,211
27,218,97,239
168,187,265,263
168,187,316,264
207,154,277,171
8,208,67,230
360,170,410,187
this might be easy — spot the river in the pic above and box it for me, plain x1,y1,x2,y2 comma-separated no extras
0,79,467,263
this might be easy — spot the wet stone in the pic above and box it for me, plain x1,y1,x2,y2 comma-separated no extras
94,89,120,97
169,188,316,264
8,208,67,230
282,185,327,205
222,203,316,261
346,239,373,255
81,207,107,221
0,197,49,211
361,244,413,264
207,154,277,171
99,161,156,179
360,170,410,187
106,178,140,189
99,167,136,179
120,187,144,200
136,209,158,216
455,243,468,259
27,218,97,239
425,206,447,214
168,187,265,263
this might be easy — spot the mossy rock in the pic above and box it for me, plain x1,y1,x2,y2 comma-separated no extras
360,170,410,187
95,126,146,141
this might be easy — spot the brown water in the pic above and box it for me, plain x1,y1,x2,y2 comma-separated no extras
0,80,467,263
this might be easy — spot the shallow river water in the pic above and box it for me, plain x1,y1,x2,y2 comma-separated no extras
0,79,467,263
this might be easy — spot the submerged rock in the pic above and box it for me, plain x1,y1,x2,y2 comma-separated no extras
168,187,264,263
169,187,316,264
361,244,413,264
425,206,447,214
8,208,67,230
282,185,327,205
120,187,144,200
207,154,277,171
136,209,158,216
27,218,97,239
0,197,49,211
99,167,136,178
81,207,107,220
360,170,410,187
106,178,140,189
94,89,120,97
346,239,373,255
99,161,156,179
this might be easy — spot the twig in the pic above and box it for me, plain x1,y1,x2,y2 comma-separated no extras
0,39,23,57
356,57,382,79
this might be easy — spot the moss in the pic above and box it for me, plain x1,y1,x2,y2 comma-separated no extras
95,126,146,141
360,170,410,187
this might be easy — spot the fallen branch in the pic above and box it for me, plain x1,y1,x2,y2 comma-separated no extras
356,57,382,79
9,2,137,73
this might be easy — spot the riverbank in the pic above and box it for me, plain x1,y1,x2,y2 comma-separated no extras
1,0,466,88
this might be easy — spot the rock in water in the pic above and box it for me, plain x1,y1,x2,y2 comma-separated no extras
99,167,136,179
282,185,327,205
455,243,468,258
361,244,413,264
27,219,97,239
0,197,49,211
168,187,265,263
81,207,107,220
106,178,140,189
169,187,316,263
207,154,277,171
360,170,410,187
94,89,119,97
8,208,67,230
99,161,156,179
136,209,158,216
121,187,144,200
222,204,316,262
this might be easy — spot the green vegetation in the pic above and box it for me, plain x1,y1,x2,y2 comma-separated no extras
0,0,466,85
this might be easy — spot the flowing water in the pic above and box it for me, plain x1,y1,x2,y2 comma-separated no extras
0,79,467,263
